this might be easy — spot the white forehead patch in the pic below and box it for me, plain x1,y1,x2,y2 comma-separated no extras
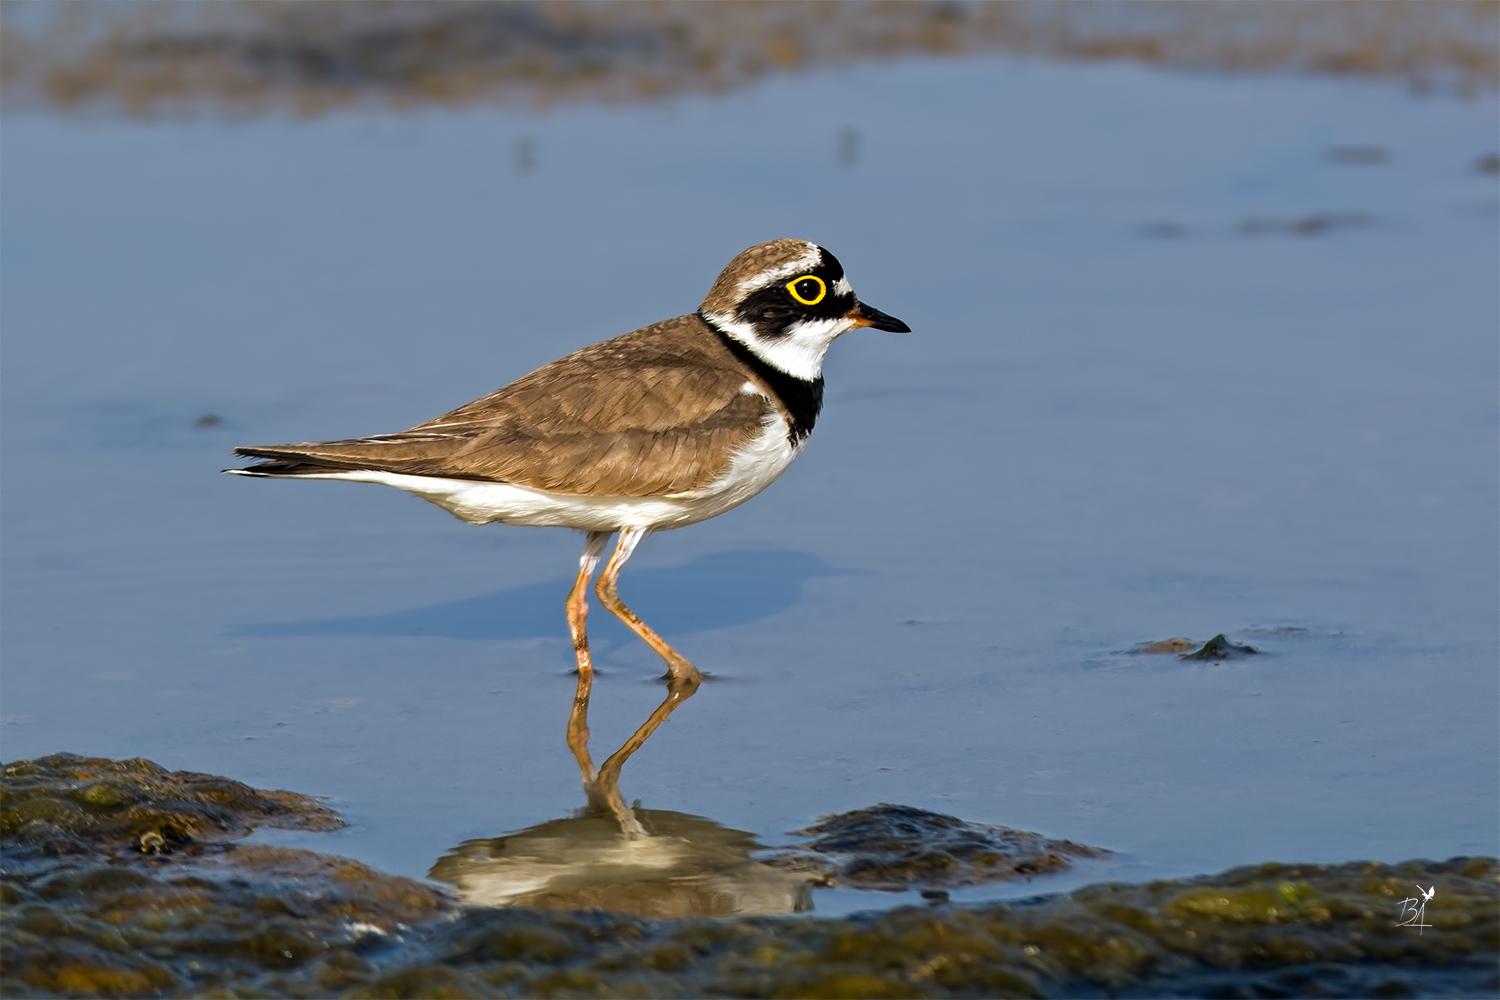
735,242,823,297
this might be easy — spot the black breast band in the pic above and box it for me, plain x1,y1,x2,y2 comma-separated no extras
702,315,824,445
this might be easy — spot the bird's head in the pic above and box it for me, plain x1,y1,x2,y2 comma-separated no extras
699,239,909,381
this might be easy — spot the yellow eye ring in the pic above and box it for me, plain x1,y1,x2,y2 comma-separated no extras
786,275,827,306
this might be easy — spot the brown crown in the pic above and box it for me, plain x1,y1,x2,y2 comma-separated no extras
699,239,821,314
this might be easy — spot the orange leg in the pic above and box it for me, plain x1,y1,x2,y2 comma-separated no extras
565,531,610,787
593,670,701,827
594,526,705,686
570,526,705,839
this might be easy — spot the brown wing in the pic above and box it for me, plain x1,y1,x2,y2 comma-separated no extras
234,314,772,497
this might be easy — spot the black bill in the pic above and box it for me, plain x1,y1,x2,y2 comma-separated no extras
850,302,911,333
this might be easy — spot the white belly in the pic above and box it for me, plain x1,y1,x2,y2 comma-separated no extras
275,413,801,533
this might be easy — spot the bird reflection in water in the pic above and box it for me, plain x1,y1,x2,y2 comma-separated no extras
429,662,812,918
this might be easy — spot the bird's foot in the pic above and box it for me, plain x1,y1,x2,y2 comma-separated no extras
658,666,706,689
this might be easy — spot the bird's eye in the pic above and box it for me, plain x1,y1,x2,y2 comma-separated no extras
786,275,827,306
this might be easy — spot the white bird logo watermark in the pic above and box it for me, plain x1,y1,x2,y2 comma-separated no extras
1395,884,1436,933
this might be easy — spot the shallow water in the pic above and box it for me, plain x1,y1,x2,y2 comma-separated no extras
3,53,1496,914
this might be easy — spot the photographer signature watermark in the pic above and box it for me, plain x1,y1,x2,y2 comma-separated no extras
1395,885,1436,933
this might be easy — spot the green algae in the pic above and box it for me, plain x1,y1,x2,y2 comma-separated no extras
3,755,1497,998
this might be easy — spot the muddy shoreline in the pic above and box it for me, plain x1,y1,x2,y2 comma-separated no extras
4,754,1495,998
3,0,1493,119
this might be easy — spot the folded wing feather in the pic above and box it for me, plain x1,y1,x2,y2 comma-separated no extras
234,315,773,498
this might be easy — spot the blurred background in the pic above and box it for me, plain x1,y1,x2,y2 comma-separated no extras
2,1,1496,911
3,1,1495,113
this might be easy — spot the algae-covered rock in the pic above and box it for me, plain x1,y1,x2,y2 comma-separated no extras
3,844,453,998
1179,634,1259,660
3,755,1496,998
1,754,449,1000
401,857,1497,998
764,804,1107,891
1,752,340,861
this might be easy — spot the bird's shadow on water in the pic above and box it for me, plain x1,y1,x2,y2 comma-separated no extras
237,549,858,645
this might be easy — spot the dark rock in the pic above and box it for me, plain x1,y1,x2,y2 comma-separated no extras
763,804,1107,891
1181,634,1259,660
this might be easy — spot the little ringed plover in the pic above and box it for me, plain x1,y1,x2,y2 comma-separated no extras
229,239,908,754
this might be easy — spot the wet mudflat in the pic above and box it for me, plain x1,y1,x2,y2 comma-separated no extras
2,2,1497,977
5,755,1496,999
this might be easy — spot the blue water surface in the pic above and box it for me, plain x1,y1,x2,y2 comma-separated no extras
3,55,1495,912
